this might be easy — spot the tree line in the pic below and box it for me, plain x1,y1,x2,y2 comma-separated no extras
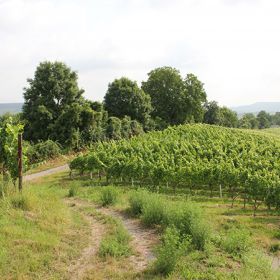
1,61,279,154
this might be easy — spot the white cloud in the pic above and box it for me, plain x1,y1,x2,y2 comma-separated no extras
0,0,279,106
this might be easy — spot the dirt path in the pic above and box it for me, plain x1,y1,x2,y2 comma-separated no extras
66,199,106,280
67,198,158,277
97,206,158,271
23,164,69,182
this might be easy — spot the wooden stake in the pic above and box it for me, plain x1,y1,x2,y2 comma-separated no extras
18,133,23,192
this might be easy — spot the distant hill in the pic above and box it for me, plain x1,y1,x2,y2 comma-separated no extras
0,103,23,115
231,102,280,115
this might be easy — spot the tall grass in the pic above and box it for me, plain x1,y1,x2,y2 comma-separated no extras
100,186,118,206
128,190,211,250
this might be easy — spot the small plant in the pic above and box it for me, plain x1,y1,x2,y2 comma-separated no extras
68,185,78,197
154,227,191,276
128,189,149,216
167,202,210,251
222,228,252,257
142,196,166,226
269,243,280,253
100,186,118,206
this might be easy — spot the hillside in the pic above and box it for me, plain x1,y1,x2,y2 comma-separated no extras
231,102,280,114
71,124,280,214
0,103,23,115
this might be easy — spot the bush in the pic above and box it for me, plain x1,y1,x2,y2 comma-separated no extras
142,196,167,226
100,187,118,206
154,227,191,276
128,189,150,216
166,202,210,251
270,243,280,253
222,228,252,257
68,184,79,197
99,219,131,258
27,140,61,164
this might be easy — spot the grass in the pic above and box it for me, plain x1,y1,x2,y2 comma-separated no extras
72,177,280,278
2,169,279,279
0,174,90,279
99,216,131,258
100,186,118,206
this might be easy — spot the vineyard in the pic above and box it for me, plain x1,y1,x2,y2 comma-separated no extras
71,124,280,213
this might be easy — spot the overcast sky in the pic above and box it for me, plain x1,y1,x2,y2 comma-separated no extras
0,0,280,106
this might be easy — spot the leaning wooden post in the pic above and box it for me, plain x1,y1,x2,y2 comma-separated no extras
18,133,23,192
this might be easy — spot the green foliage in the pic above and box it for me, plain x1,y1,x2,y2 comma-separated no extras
100,187,118,206
71,124,280,212
204,101,238,128
26,140,61,164
154,227,191,276
10,194,33,211
239,113,259,129
68,184,79,197
99,218,131,258
128,190,210,250
106,117,122,140
236,250,278,280
257,110,272,129
128,189,150,216
221,228,252,257
142,67,206,126
142,196,167,226
22,61,95,147
0,117,26,182
104,77,152,124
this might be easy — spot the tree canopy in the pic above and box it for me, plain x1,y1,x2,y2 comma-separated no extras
22,61,95,146
142,67,206,126
104,77,152,124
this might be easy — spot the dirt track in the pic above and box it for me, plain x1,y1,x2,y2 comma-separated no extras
23,164,69,182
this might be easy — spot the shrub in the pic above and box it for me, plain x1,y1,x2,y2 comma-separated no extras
167,202,211,250
270,243,280,253
128,189,150,216
222,228,252,257
142,196,167,226
154,227,191,276
99,219,131,258
27,140,61,164
100,187,118,206
68,184,78,197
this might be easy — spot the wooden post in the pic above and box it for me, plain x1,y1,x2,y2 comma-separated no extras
18,133,23,192
219,184,222,198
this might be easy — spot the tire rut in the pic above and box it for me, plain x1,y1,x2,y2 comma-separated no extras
68,198,158,274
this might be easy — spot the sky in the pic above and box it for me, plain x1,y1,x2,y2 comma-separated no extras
0,0,280,106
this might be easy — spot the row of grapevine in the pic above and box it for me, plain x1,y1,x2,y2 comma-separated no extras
70,124,280,211
0,117,25,183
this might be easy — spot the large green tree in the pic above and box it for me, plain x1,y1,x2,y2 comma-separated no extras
22,61,94,146
184,73,207,122
204,101,238,128
142,67,206,125
238,113,259,129
257,110,271,129
104,77,152,124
